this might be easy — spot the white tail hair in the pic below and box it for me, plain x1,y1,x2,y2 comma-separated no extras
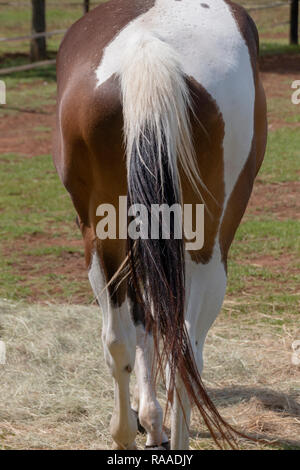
119,29,202,198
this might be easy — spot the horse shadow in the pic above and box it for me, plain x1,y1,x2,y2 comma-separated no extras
189,386,300,449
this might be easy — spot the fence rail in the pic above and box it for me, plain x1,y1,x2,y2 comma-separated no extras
0,0,297,76
0,29,66,43
246,1,290,11
0,59,56,76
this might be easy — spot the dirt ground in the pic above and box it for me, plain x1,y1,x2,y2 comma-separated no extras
247,181,299,221
3,234,89,304
259,54,300,130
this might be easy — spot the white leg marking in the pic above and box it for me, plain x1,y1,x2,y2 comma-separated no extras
171,374,192,451
171,246,227,450
135,324,168,447
88,252,137,449
185,247,227,358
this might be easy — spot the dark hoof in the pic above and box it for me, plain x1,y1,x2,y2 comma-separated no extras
132,409,146,434
162,441,170,450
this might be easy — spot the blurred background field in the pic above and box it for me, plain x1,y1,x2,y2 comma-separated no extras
0,0,299,450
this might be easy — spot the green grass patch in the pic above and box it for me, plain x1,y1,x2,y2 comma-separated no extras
0,5,82,56
0,59,56,115
267,92,300,129
0,153,89,302
0,255,32,300
0,2,108,56
233,219,300,255
260,128,300,183
227,216,300,317
285,114,300,124
0,153,77,240
33,126,52,133
228,259,299,303
260,43,300,56
24,246,82,257
2,80,56,114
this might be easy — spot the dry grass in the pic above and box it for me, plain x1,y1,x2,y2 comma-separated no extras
192,298,300,450
0,298,299,450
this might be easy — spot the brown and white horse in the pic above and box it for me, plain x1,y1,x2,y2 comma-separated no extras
53,0,267,450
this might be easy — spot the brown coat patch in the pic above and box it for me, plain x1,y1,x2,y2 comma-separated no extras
183,78,225,264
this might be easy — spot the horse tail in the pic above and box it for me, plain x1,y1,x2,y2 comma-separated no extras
120,31,239,449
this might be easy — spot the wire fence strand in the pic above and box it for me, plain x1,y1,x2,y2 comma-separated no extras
0,0,297,75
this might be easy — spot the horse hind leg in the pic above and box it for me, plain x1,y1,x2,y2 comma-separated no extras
170,251,227,450
133,322,169,450
171,375,192,450
88,247,138,450
107,305,137,450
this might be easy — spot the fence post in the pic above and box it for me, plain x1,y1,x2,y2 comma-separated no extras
290,0,299,45
83,0,90,14
30,0,47,62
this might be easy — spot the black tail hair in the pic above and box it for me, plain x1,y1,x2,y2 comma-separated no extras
126,127,245,450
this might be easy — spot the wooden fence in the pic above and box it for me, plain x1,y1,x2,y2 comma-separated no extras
0,0,298,76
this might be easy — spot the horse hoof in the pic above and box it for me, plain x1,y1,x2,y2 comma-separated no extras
131,409,146,434
162,441,170,450
145,441,170,451
112,441,138,450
